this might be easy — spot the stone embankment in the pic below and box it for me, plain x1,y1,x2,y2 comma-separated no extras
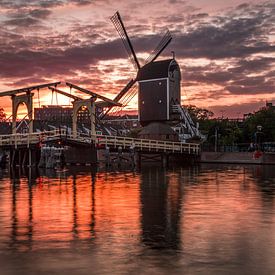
201,152,275,164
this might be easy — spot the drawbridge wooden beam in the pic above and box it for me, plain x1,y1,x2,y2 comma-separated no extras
66,82,122,107
48,86,114,108
48,87,81,101
0,82,61,97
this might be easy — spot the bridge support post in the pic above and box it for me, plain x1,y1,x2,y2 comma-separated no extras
10,149,15,166
72,98,96,139
11,93,34,134
18,150,22,167
28,149,32,167
162,153,168,167
22,150,27,166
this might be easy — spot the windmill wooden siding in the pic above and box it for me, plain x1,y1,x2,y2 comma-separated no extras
137,59,181,125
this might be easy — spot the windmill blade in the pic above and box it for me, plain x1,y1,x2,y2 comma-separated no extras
100,79,136,119
109,85,138,116
119,85,138,108
110,11,140,71
145,30,172,64
113,78,136,102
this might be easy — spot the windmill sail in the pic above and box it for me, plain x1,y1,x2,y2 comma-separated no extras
101,79,137,118
110,11,140,70
145,30,172,64
114,78,135,101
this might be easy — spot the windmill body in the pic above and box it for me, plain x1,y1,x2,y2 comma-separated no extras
137,59,181,126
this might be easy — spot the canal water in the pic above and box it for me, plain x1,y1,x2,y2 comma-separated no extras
0,164,275,274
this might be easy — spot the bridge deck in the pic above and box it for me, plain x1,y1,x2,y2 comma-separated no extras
0,129,200,155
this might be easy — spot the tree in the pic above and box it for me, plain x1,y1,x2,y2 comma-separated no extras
206,119,242,147
243,106,275,142
184,105,214,121
0,107,6,122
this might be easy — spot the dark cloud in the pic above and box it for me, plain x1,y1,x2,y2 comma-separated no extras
0,0,63,9
29,9,52,19
229,57,275,74
3,7,52,28
226,82,274,94
172,3,275,59
70,0,94,5
182,65,234,85
11,77,50,87
0,38,128,79
5,17,41,27
0,0,100,9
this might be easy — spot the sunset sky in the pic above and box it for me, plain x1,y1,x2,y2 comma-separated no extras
0,0,274,117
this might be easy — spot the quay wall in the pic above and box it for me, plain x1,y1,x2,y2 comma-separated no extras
201,152,275,165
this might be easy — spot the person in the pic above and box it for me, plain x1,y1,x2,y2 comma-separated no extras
248,143,254,152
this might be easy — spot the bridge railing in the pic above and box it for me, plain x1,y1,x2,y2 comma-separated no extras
0,130,200,155
0,129,64,148
93,134,200,154
64,133,199,154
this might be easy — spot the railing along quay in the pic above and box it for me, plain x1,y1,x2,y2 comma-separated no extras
0,130,200,155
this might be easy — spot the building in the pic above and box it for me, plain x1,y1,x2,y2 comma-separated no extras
34,105,90,124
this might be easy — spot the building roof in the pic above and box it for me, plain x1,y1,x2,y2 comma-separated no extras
139,122,177,135
137,59,177,81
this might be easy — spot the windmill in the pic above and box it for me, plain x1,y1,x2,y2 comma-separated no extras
107,11,203,141
103,12,172,118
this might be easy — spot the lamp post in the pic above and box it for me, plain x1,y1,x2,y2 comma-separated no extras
255,125,263,151
214,127,218,152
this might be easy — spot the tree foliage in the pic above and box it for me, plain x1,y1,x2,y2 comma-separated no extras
184,105,214,121
242,106,275,142
182,104,275,150
205,119,242,147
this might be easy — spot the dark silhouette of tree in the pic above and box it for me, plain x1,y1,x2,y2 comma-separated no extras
243,106,275,142
184,105,214,121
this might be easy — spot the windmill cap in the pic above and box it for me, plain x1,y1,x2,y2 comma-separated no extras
137,59,181,81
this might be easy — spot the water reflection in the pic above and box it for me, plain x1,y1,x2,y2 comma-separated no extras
0,164,274,274
140,166,182,250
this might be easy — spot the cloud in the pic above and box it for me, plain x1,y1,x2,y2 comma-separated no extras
29,9,52,19
226,82,274,94
0,0,274,117
70,0,95,5
209,101,275,117
170,2,274,59
181,54,274,95
0,0,63,9
0,38,129,79
229,57,275,74
5,17,41,27
0,0,102,9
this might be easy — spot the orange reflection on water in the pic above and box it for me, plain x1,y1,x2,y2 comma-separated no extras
0,169,141,251
180,167,265,256
94,172,141,241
